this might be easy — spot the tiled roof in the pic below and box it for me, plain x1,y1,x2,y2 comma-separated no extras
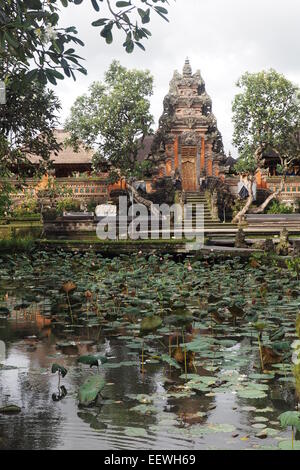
28,129,93,165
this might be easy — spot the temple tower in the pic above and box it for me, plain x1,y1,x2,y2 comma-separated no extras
152,59,226,191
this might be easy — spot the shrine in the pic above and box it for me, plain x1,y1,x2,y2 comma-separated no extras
150,58,228,191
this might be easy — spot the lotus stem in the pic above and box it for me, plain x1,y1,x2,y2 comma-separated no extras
182,329,187,380
141,341,144,377
184,346,188,380
66,292,74,324
257,333,264,371
169,335,171,357
97,326,102,342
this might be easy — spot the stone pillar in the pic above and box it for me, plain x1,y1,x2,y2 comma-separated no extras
196,137,201,190
200,136,205,173
166,160,172,176
174,136,179,172
178,137,182,175
159,165,165,177
207,142,213,176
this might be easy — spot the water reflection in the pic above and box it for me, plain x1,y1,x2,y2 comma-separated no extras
0,284,293,450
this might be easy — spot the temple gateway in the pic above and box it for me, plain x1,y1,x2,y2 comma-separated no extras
150,58,228,191
10,59,300,207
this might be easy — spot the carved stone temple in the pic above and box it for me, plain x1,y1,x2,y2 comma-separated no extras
151,58,228,192
12,58,300,207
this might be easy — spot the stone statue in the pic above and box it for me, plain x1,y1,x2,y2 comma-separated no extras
276,227,290,256
235,228,248,249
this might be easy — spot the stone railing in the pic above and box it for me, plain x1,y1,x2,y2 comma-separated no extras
1,177,110,202
54,177,109,200
266,176,300,199
224,175,300,203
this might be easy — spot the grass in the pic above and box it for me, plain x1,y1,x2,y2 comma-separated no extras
37,238,188,245
0,235,36,253
0,214,41,224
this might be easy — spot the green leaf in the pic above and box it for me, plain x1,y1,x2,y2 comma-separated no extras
24,0,42,9
141,8,150,24
278,411,300,431
124,427,148,438
140,315,162,335
50,70,65,80
116,1,132,7
4,32,19,50
101,26,113,44
51,363,68,378
135,42,145,51
154,6,168,14
77,355,99,367
161,354,181,369
296,314,300,339
237,387,267,399
78,375,106,406
278,440,300,450
0,404,21,414
92,18,109,27
125,40,134,53
91,0,100,11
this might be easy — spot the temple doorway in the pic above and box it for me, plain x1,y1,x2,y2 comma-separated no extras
182,158,196,191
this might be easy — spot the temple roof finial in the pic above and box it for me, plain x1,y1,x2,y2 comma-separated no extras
183,57,192,77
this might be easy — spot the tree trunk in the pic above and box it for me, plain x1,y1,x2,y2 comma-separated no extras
126,182,160,217
252,176,285,214
232,178,254,224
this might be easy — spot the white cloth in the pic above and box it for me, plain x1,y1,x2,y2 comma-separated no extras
237,180,257,201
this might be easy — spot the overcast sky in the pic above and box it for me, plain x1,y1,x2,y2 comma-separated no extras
56,0,300,157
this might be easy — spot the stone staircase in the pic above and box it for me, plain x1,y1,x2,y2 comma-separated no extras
184,192,236,231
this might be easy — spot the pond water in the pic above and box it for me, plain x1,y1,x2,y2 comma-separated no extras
0,251,299,450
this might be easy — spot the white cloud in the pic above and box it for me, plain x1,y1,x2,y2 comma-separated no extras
55,0,300,158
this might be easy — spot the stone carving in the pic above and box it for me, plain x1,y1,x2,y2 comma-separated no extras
253,239,274,252
276,227,290,255
211,190,219,221
235,228,248,249
186,117,197,129
180,131,201,146
151,59,228,181
183,57,192,77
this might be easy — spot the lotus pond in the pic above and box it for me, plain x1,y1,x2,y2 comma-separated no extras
0,251,300,450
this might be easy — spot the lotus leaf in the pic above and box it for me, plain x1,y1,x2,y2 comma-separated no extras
0,404,21,413
237,388,267,399
140,315,163,335
78,375,106,406
51,364,68,378
278,411,300,431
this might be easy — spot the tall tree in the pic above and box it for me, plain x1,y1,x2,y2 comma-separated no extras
0,67,61,180
0,0,173,85
232,69,300,223
65,60,158,211
65,60,153,178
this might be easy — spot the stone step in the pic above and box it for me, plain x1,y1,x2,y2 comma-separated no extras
186,197,207,201
186,201,209,204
